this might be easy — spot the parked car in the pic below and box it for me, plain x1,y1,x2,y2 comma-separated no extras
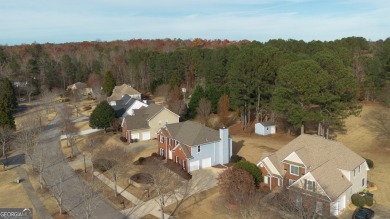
353,208,375,219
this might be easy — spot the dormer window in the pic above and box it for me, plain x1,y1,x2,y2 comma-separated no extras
290,165,299,176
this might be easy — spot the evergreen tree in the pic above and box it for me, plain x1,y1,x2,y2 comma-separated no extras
187,86,204,118
0,78,17,129
89,101,115,131
102,71,116,96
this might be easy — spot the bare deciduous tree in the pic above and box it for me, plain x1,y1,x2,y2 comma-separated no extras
17,115,42,164
196,97,212,125
93,145,132,197
217,94,230,126
366,109,390,146
0,126,14,162
59,106,78,158
78,180,102,219
49,164,67,215
40,88,57,114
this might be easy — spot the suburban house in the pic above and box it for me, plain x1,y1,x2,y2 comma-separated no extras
257,134,368,217
110,94,148,118
121,103,179,142
157,121,232,173
67,82,91,95
107,84,141,103
255,121,276,136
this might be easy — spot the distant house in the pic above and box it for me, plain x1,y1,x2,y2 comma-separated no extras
157,121,232,173
110,94,148,118
107,84,141,103
67,82,90,95
257,134,369,217
121,103,179,142
255,121,276,136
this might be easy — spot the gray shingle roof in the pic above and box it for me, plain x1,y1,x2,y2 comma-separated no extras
164,121,220,146
259,121,275,127
123,103,167,130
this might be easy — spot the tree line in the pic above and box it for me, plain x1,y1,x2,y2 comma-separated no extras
1,37,389,132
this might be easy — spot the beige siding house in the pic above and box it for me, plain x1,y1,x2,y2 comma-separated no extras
257,134,369,218
121,103,179,142
107,84,142,103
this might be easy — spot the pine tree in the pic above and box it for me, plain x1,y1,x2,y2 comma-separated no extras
102,71,116,96
89,101,115,131
0,78,17,129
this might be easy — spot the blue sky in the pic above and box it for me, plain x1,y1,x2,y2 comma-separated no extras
1,0,389,45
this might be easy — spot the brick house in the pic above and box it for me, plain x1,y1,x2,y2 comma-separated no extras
157,121,232,173
257,134,369,217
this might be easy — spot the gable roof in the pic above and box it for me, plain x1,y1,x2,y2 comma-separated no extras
123,103,176,130
267,134,365,174
258,121,275,127
107,84,141,102
162,121,220,146
67,82,87,90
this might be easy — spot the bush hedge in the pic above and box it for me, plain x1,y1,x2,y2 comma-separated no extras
365,158,374,169
351,194,366,207
231,154,243,163
93,158,115,172
138,157,145,164
120,136,127,143
364,195,374,206
234,161,263,186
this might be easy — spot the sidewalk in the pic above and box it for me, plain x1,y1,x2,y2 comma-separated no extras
60,128,103,140
15,167,53,219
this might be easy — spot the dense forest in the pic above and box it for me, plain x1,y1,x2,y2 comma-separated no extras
0,37,389,133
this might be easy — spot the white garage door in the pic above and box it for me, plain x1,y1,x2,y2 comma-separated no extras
339,195,346,212
190,160,199,171
201,157,212,168
131,133,139,139
142,132,150,140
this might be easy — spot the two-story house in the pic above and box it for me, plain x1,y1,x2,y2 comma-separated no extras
121,103,179,142
257,134,368,217
107,84,142,103
111,94,148,118
157,121,232,173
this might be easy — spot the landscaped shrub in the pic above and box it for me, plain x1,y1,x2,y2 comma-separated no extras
93,158,115,172
120,136,127,143
351,194,366,207
151,152,159,157
231,154,243,163
364,195,374,206
138,157,145,164
365,158,374,169
234,161,263,186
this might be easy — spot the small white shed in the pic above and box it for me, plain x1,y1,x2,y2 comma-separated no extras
255,121,276,136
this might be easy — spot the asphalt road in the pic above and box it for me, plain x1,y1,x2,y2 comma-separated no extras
39,104,126,219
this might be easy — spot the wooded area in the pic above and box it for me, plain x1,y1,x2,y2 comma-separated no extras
0,37,389,132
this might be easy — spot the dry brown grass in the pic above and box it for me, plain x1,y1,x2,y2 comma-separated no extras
0,169,39,218
336,103,390,208
25,165,72,219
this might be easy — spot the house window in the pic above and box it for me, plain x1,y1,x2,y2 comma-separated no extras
307,180,314,192
290,165,299,176
358,165,361,174
316,201,323,215
289,179,296,186
159,135,164,143
266,127,269,131
160,148,164,157
354,169,356,177
197,146,201,153
175,156,179,163
264,176,269,184
175,140,179,146
362,178,365,187
182,160,186,169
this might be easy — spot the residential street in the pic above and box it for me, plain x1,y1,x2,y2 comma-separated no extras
39,104,126,219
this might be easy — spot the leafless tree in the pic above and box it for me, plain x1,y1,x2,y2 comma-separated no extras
59,106,78,158
272,188,326,219
217,94,230,127
25,81,36,103
78,180,102,219
40,88,57,114
49,164,67,215
17,115,42,164
197,97,212,125
93,145,131,197
32,148,47,190
0,126,15,162
365,109,390,145
155,84,171,100
143,160,183,219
